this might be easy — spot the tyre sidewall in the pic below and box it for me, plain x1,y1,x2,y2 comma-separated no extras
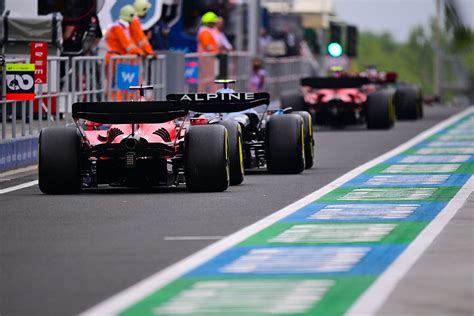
38,127,82,194
366,92,395,129
293,111,314,169
266,114,305,174
185,125,229,192
218,120,244,185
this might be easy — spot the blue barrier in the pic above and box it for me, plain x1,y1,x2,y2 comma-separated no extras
0,136,38,172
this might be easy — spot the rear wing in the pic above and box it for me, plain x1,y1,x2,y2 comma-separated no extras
301,77,370,89
72,101,187,124
166,92,270,113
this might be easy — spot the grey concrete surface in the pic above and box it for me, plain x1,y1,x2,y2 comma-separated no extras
379,192,474,316
0,105,470,316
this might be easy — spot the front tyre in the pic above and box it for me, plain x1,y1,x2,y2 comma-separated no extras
38,127,82,194
218,120,244,185
185,125,229,192
266,114,305,174
293,111,314,169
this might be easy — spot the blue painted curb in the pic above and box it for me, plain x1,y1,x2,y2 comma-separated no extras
0,136,38,172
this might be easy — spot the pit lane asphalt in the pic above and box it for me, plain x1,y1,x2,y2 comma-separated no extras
0,105,469,316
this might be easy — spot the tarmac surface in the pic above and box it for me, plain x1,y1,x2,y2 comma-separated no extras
0,105,472,316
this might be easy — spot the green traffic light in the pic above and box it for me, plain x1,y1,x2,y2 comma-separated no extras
327,42,343,58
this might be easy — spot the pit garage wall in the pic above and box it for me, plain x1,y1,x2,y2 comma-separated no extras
0,136,38,172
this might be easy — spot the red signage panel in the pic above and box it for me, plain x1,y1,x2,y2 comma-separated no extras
30,42,48,84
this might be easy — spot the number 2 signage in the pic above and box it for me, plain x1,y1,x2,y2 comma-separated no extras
6,64,36,101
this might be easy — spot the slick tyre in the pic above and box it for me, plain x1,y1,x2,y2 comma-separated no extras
266,114,305,174
293,111,314,169
394,86,422,120
280,91,306,112
38,127,82,194
366,92,395,130
218,120,244,185
185,125,229,192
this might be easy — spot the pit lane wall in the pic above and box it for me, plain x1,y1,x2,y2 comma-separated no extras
0,135,37,172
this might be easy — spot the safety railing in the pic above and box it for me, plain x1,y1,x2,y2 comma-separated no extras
1,52,310,141
1,54,167,140
107,54,166,102
183,51,253,93
264,56,311,100
228,51,253,92
142,55,166,100
71,56,105,106
36,56,70,129
183,52,218,93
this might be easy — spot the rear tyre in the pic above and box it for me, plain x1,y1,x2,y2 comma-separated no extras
394,86,422,120
185,125,229,192
218,120,244,185
293,111,314,169
266,114,305,174
366,92,395,130
280,91,306,112
38,127,82,194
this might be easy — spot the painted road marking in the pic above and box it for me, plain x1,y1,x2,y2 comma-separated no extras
416,147,474,154
82,108,474,316
338,188,438,201
363,175,449,186
348,176,474,316
285,202,447,223
343,174,470,188
438,134,474,141
219,247,370,274
270,224,397,243
308,204,419,220
399,155,471,163
154,280,335,314
0,180,38,195
446,128,474,134
382,164,461,173
428,141,474,147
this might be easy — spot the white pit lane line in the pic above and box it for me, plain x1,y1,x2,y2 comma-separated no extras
0,180,38,195
82,107,474,316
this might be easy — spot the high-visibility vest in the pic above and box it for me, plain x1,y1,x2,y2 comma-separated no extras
130,16,155,55
197,26,219,54
105,20,143,55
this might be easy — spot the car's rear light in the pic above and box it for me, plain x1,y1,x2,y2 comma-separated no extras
190,118,209,125
125,152,136,168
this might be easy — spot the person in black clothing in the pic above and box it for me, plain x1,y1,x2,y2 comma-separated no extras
61,0,103,55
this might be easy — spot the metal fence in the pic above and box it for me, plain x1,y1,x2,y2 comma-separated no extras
1,52,308,140
183,51,254,93
264,56,311,101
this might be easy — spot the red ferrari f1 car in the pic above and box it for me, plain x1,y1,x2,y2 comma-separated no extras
282,77,395,129
38,86,269,194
